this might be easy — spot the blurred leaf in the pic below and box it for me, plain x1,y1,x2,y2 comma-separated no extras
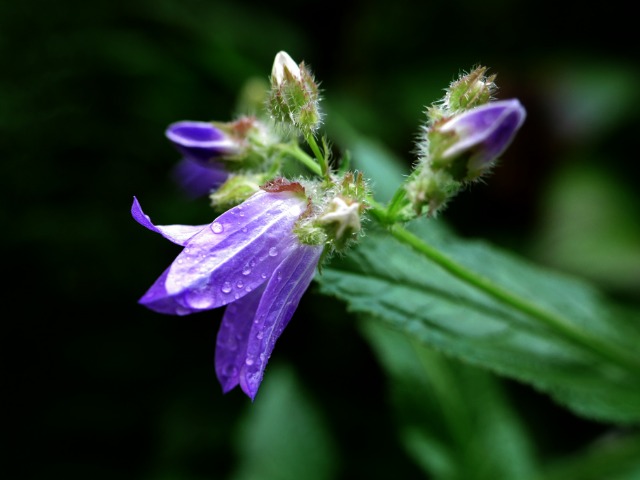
531,162,640,295
360,319,538,480
536,432,640,480
316,219,640,424
229,364,339,480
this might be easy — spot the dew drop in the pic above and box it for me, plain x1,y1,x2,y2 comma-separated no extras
236,281,244,289
242,266,251,275
234,293,240,299
221,282,232,294
268,247,278,257
212,222,224,233
261,273,267,279
245,358,254,366
256,331,264,340
245,285,252,292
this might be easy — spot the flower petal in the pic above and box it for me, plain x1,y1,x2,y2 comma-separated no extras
214,284,265,393
239,244,322,400
171,158,229,198
131,196,208,246
140,190,307,315
441,99,526,169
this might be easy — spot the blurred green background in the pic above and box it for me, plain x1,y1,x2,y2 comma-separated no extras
5,0,639,478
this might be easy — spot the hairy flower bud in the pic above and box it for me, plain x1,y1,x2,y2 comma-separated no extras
434,99,526,180
267,51,322,135
405,98,526,217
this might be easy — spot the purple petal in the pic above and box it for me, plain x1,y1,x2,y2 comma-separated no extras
171,158,230,198
166,121,240,164
441,99,526,171
131,196,208,246
214,284,265,393
139,190,307,315
239,244,322,400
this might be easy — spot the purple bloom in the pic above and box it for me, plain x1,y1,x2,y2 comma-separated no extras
166,120,242,197
166,120,241,164
131,179,322,400
440,99,526,178
171,158,230,199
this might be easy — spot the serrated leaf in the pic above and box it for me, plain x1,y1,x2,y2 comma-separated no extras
316,219,640,424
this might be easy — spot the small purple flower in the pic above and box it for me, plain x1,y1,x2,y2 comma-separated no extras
165,120,242,197
440,99,526,178
166,120,241,164
131,179,322,400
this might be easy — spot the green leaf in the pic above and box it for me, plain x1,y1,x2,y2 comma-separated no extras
316,219,640,424
536,432,640,480
360,319,538,480
229,363,339,480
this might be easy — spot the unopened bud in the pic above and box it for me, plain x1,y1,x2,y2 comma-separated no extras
165,120,242,164
267,51,322,135
434,99,526,180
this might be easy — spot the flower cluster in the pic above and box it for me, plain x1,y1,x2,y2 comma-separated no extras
133,52,525,400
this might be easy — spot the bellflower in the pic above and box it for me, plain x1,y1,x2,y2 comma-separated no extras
131,179,323,400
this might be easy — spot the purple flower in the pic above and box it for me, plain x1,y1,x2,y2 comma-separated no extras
131,179,323,400
166,120,242,198
166,120,241,164
171,158,230,199
440,99,526,178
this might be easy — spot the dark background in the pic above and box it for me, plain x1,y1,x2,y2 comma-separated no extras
5,0,639,478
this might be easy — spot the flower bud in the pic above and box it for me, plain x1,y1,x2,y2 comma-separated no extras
405,98,526,218
314,171,368,251
434,99,526,180
267,51,322,135
165,120,242,164
444,66,497,113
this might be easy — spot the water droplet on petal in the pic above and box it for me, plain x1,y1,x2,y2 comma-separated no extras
261,273,267,279
269,247,278,257
242,266,251,275
245,357,254,366
256,331,264,340
221,282,232,294
236,280,244,289
245,286,252,292
212,222,224,233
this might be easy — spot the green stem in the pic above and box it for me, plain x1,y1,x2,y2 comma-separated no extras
277,143,322,177
378,213,640,372
305,134,328,178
